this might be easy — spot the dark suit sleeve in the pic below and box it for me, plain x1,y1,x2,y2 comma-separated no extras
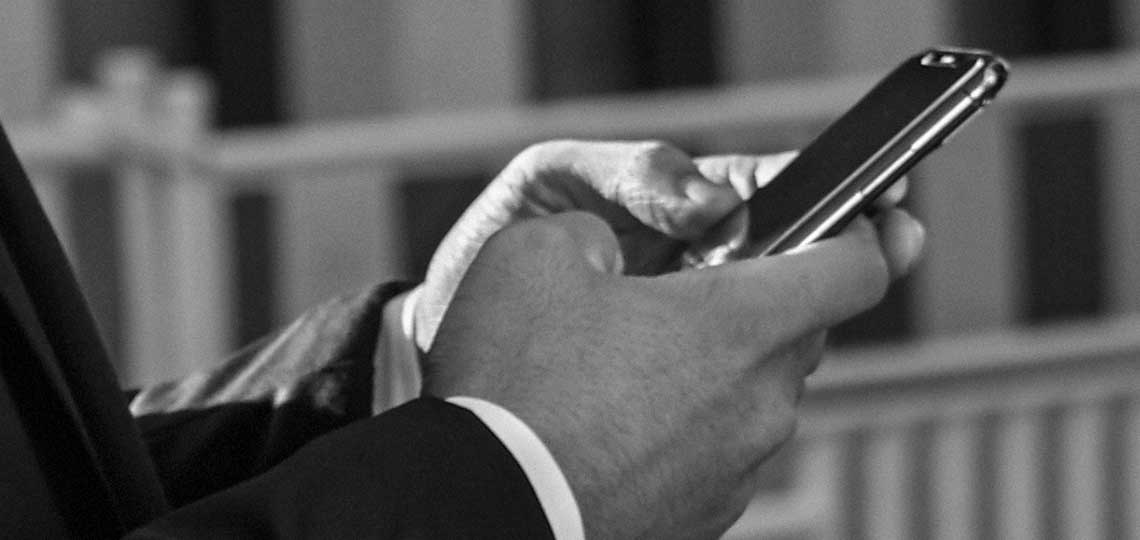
128,397,556,539
129,282,413,507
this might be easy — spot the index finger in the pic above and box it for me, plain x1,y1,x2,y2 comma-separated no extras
874,177,909,209
694,151,797,199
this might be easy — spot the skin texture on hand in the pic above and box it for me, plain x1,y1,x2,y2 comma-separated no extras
423,211,919,539
415,140,804,352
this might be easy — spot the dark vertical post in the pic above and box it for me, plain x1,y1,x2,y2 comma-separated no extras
188,0,285,343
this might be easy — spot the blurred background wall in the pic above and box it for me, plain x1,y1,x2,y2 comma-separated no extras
2,0,1129,360
7,2,1140,539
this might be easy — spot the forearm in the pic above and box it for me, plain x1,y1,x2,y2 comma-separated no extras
127,398,556,539
130,282,412,506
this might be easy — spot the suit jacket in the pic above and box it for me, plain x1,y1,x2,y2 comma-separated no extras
0,124,553,539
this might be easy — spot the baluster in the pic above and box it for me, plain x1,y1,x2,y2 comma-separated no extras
1100,99,1140,314
1108,0,1140,315
930,417,980,540
721,436,847,540
996,407,1045,540
27,168,73,263
865,425,912,540
801,436,846,540
159,70,230,377
37,90,106,272
1127,398,1140,540
101,49,168,385
0,0,56,117
912,112,1020,336
1059,401,1108,540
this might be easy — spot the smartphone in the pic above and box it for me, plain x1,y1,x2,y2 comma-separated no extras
686,47,1008,265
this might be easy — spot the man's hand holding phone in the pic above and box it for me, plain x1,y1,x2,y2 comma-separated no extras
413,138,927,354
416,140,784,352
425,206,923,538
415,140,924,539
409,47,1000,538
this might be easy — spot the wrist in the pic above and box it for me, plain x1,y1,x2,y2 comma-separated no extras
495,396,643,540
447,397,586,540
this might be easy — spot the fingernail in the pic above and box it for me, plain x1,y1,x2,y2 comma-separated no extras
684,177,734,206
584,245,625,274
907,221,927,266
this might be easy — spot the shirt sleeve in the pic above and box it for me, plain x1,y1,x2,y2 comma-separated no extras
389,287,585,540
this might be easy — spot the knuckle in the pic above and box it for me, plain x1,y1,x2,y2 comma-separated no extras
490,212,619,268
529,217,575,246
487,218,565,256
630,140,676,168
743,401,798,463
635,139,670,155
775,417,799,449
479,223,524,259
523,139,556,154
507,141,549,173
554,211,614,246
520,139,569,160
644,196,695,237
517,141,547,161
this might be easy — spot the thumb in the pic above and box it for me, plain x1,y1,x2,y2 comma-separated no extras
619,171,740,240
603,142,741,240
668,216,890,336
667,174,744,238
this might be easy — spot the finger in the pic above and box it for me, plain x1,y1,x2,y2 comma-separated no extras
604,142,742,240
750,151,798,190
673,215,889,335
673,172,742,236
872,177,909,210
695,151,797,199
540,211,626,275
873,208,926,278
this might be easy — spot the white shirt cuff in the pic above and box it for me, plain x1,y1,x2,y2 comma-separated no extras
380,289,584,538
373,287,423,414
447,396,585,540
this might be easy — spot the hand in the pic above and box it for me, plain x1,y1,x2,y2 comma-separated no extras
415,140,797,352
423,210,924,539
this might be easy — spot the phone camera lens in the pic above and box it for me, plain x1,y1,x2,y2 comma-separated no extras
922,52,959,67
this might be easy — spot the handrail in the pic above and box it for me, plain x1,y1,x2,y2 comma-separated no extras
8,48,1140,390
815,314,1140,392
797,314,1140,439
200,52,1140,175
10,52,1140,175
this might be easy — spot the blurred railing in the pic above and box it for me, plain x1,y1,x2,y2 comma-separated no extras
9,49,1140,539
726,315,1140,539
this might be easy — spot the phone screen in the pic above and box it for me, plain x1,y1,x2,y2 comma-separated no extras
742,54,991,252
